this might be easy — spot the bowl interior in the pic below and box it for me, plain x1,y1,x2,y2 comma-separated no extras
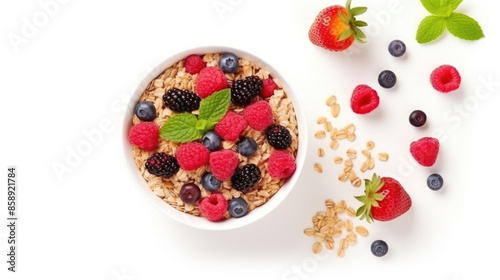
122,46,308,230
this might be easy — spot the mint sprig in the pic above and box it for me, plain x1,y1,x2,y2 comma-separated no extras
416,0,484,44
159,89,231,143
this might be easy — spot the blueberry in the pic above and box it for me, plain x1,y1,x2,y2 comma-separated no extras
409,110,427,127
219,53,239,73
388,40,406,57
237,137,257,157
201,172,221,192
135,101,156,121
427,174,444,191
202,131,222,151
378,70,397,88
371,240,389,257
179,183,201,204
228,197,248,218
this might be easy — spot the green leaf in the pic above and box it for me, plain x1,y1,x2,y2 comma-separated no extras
356,205,366,217
337,9,349,25
198,89,231,130
420,0,459,17
159,113,204,143
350,7,367,17
353,27,366,39
338,28,353,42
416,15,446,44
355,195,366,203
354,20,368,27
445,12,484,41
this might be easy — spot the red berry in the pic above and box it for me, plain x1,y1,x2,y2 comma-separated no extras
268,150,297,179
195,67,228,98
209,150,239,181
430,65,461,93
243,101,273,131
260,78,278,98
198,193,228,222
176,142,210,171
128,122,159,151
214,111,247,142
410,137,440,167
185,55,206,75
350,85,379,114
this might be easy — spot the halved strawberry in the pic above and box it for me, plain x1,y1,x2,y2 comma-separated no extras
308,0,368,52
356,174,412,222
350,85,379,114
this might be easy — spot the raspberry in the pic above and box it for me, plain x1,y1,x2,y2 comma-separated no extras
128,122,159,151
195,67,228,98
176,142,210,171
243,101,273,131
145,153,179,177
430,65,461,93
266,124,292,150
163,88,201,112
198,193,228,222
231,164,261,192
268,150,297,179
185,55,206,75
214,111,247,142
350,85,379,114
231,76,263,106
260,78,278,98
209,150,239,181
410,137,440,167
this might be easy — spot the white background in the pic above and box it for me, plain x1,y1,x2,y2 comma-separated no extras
1,0,499,279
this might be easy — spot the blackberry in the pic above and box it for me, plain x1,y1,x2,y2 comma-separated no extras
163,88,201,112
266,124,292,150
145,153,179,177
231,76,263,106
231,164,261,192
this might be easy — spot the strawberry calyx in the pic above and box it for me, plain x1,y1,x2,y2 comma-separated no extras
338,0,368,43
355,173,385,223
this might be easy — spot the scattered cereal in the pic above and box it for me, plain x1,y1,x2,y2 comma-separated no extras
329,140,339,150
326,95,337,107
334,156,343,164
324,121,332,132
313,242,323,254
367,140,375,150
317,148,325,158
346,149,357,159
331,103,340,118
346,207,356,217
379,152,389,161
317,116,327,125
313,163,323,173
355,226,369,236
315,130,326,139
304,228,315,236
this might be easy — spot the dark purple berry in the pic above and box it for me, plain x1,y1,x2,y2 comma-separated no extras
427,174,444,191
135,101,156,121
409,110,427,127
179,183,201,204
378,70,397,88
388,40,406,57
371,240,389,257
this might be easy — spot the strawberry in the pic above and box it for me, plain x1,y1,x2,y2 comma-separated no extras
350,84,379,114
355,174,412,222
308,0,368,52
410,137,440,167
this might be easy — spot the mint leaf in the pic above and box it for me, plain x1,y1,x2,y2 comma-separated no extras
445,12,484,41
160,113,204,143
416,15,446,44
420,0,460,17
198,89,231,130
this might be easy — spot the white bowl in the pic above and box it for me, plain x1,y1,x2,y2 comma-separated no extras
122,46,308,230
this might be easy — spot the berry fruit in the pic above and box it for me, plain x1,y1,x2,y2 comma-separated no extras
218,53,239,73
371,240,389,257
308,0,368,52
268,150,297,179
388,40,406,57
202,131,222,151
163,88,201,112
179,183,201,204
266,124,292,150
409,110,427,127
195,67,228,98
145,153,179,177
209,150,239,181
427,174,444,191
237,137,258,157
350,85,379,115
378,70,397,88
228,197,248,218
185,54,206,75
176,142,210,171
135,101,156,121
410,137,440,167
430,65,461,93
201,172,221,192
231,76,263,106
214,111,248,142
231,164,261,192
243,100,274,131
260,78,278,98
198,193,228,222
129,122,159,151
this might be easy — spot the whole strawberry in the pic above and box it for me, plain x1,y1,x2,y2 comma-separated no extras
308,0,368,52
355,174,412,222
